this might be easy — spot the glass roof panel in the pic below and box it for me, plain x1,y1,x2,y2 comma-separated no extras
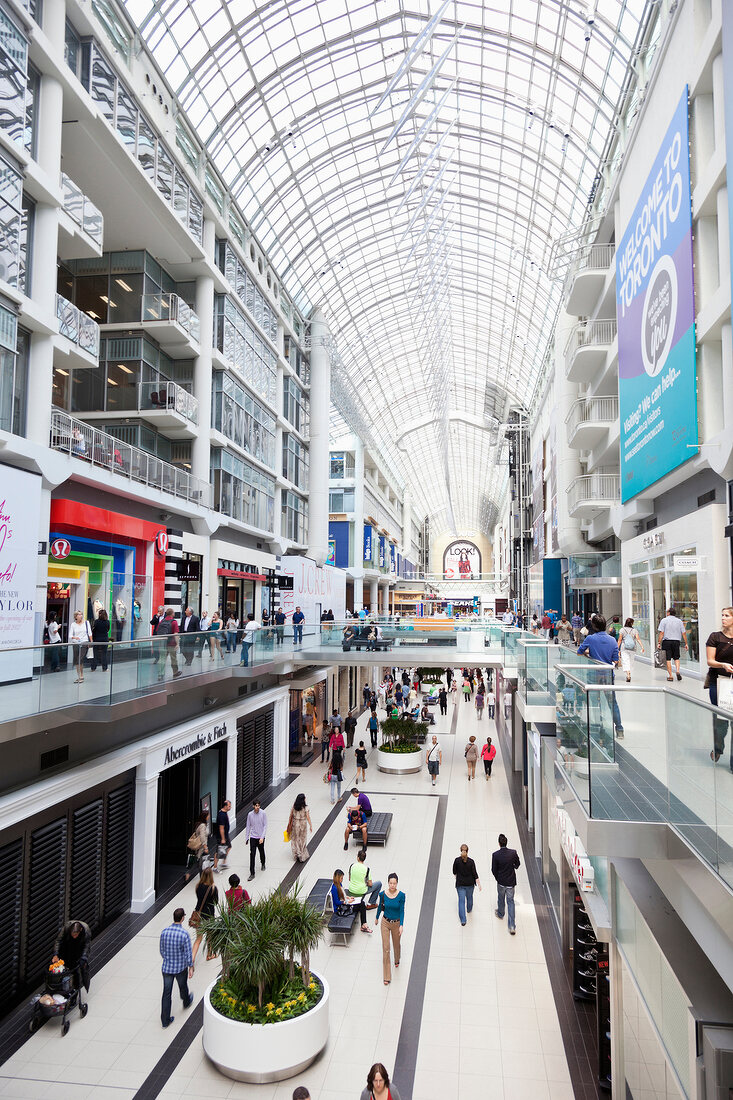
128,0,648,535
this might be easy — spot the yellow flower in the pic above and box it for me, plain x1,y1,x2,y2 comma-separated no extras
275,1008,283,1016
298,992,306,1002
265,1002,275,1011
247,1005,256,1013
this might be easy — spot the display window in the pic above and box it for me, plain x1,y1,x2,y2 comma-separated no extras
627,546,699,669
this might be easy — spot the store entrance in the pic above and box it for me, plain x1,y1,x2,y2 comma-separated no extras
156,745,228,893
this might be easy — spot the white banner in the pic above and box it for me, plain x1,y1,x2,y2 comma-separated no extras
278,556,346,625
0,464,42,681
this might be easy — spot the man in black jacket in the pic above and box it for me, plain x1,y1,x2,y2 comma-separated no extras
491,833,520,934
179,606,201,665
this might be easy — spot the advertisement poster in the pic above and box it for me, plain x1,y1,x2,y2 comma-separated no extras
549,422,558,554
390,543,396,574
278,556,346,624
443,540,481,580
617,87,697,502
326,539,336,567
378,536,386,569
363,524,373,564
0,464,41,681
531,442,544,564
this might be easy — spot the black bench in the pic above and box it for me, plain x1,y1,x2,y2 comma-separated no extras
323,886,360,945
306,878,332,917
352,810,393,846
342,637,393,652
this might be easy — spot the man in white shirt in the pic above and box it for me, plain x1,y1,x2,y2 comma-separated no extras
426,735,442,786
245,799,267,881
486,689,496,719
502,609,515,625
657,608,688,682
239,612,261,667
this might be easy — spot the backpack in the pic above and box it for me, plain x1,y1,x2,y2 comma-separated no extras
156,618,173,636
622,629,636,651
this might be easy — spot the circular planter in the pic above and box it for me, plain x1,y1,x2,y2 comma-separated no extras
376,747,423,774
202,972,329,1083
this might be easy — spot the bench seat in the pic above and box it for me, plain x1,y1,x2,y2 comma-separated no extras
352,810,393,846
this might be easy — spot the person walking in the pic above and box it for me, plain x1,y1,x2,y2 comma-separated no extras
464,735,479,779
619,617,644,681
245,799,267,881
329,722,345,759
359,1064,402,1100
69,609,92,683
556,614,573,647
46,613,62,671
185,810,210,882
438,685,448,716
180,606,200,665
355,740,368,783
292,1087,311,1100
347,847,382,908
450,677,458,706
208,610,224,660
571,610,583,646
577,614,624,739
452,844,481,926
155,607,182,680
657,607,688,681
706,607,733,766
329,743,344,804
486,688,496,719
492,833,520,935
375,874,405,985
90,609,110,671
462,676,471,703
159,907,194,1027
481,736,497,778
426,734,442,786
475,688,485,720
368,710,379,748
320,719,331,762
292,605,305,647
225,873,251,909
344,708,357,748
274,606,286,645
213,798,232,872
190,867,218,963
287,792,312,862
239,612,262,666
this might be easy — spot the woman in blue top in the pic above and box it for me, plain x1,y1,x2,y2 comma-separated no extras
375,873,405,985
330,869,371,933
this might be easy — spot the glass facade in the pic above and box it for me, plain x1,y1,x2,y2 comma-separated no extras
282,489,307,545
214,294,277,406
0,156,23,289
0,314,26,435
210,449,275,532
627,548,699,669
216,242,278,344
283,375,308,436
212,372,275,469
282,433,308,490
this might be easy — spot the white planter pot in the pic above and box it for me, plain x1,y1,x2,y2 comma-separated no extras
376,747,423,774
202,972,329,1083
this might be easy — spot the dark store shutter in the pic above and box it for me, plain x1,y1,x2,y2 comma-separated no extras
70,799,104,931
236,718,255,812
263,709,274,784
25,819,67,981
103,782,134,920
0,839,23,1002
253,713,266,791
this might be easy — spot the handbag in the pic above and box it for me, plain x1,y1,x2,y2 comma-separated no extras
283,830,290,842
717,677,733,712
187,830,201,851
323,769,332,784
189,884,212,929
653,648,666,669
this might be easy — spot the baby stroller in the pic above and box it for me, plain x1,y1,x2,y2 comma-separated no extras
30,963,88,1035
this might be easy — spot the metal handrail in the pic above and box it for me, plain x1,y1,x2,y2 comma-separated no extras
563,319,617,360
565,395,619,439
49,407,210,507
567,474,620,510
566,242,615,282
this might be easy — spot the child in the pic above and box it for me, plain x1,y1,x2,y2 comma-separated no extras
355,740,368,783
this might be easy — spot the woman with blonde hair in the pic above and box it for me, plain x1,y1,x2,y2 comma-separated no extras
191,865,218,963
464,735,479,780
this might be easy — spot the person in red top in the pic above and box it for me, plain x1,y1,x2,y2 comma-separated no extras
155,607,182,680
225,873,251,909
541,612,552,639
481,736,497,779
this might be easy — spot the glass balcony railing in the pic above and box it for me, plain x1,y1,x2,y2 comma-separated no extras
139,381,199,424
142,293,200,343
60,172,104,247
49,407,210,506
567,552,622,585
56,294,100,358
554,675,733,892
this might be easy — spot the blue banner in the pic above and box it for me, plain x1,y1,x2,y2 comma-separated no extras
363,524,373,563
390,543,396,573
617,87,697,502
378,536,386,569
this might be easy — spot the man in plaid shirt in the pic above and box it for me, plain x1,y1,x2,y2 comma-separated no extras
159,907,194,1027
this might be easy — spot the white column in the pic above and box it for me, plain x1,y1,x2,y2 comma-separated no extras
307,307,331,564
43,0,66,42
191,219,216,486
353,574,364,611
369,577,378,612
225,726,238,833
379,584,388,614
131,770,159,913
402,488,411,558
273,692,290,779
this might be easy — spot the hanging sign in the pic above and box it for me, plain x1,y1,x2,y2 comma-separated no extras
50,538,71,559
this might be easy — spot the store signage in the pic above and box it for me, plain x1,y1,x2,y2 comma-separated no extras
163,722,227,767
642,531,664,550
176,559,201,581
278,554,346,621
443,540,481,580
617,87,698,502
50,538,71,559
276,575,294,589
554,802,594,893
673,555,703,572
217,569,267,580
363,524,373,563
0,466,41,682
156,532,169,555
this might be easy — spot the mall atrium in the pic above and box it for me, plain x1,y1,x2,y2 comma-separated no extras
0,0,732,1098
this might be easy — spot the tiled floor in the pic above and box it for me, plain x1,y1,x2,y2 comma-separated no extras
1,680,583,1100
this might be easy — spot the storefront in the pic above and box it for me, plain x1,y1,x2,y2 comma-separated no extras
621,504,729,673
48,499,167,641
217,560,265,622
177,553,203,616
286,672,328,765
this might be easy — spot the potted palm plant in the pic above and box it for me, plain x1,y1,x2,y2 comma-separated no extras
201,886,329,1082
377,716,427,774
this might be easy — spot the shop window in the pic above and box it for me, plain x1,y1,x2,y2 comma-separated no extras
64,20,82,77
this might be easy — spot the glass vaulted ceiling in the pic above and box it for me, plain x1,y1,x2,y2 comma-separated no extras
127,0,647,537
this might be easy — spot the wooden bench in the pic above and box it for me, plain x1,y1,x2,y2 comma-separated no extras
352,810,393,846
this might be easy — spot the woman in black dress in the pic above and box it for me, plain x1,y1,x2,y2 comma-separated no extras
706,607,733,766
